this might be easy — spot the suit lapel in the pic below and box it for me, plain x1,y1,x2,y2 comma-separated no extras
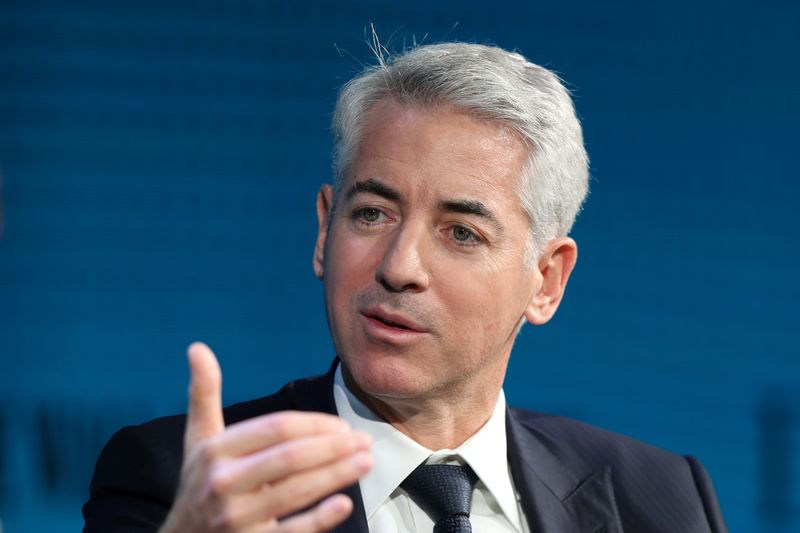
334,486,369,533
507,410,623,533
290,364,624,533
287,361,370,533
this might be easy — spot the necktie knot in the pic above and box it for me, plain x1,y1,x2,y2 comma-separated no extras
401,463,479,533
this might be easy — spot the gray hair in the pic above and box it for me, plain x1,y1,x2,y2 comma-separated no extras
332,42,589,264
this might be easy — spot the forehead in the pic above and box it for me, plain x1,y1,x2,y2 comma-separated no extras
350,99,529,210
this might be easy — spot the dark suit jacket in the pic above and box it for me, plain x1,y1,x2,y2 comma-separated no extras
83,368,728,532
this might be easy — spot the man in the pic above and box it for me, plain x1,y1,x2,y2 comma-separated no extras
83,42,728,532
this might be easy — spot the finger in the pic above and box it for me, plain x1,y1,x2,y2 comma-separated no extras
245,450,372,525
271,494,353,533
203,477,357,532
218,430,372,494
210,410,351,457
184,342,225,454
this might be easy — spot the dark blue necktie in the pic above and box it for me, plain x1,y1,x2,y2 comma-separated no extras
401,463,479,533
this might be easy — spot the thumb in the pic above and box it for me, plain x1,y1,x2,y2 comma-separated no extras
184,342,225,454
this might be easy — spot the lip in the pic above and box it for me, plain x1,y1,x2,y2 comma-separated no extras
360,307,429,344
362,306,427,332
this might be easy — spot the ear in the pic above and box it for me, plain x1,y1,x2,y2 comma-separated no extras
313,184,334,279
524,237,578,326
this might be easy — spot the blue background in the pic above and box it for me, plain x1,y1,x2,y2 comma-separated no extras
1,0,798,531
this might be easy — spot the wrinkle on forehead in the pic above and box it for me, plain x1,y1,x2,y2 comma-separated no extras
362,98,527,158
355,99,529,213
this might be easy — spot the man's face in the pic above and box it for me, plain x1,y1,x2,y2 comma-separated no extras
315,99,543,405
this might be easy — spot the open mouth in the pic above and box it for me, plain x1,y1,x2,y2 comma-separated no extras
362,308,425,333
370,315,412,330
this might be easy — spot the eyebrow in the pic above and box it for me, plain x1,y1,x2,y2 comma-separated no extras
439,199,505,235
344,178,504,235
344,178,401,202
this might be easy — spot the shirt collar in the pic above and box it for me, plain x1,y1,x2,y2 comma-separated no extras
333,365,522,530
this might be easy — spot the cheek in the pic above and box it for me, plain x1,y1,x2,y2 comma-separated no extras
326,233,368,283
434,269,496,339
324,231,385,319
444,267,531,335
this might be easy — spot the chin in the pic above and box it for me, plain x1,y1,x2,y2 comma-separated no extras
341,352,431,401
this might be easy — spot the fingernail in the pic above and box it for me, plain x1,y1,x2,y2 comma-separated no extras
328,494,352,513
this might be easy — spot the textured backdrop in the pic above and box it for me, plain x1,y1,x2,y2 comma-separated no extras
0,0,798,531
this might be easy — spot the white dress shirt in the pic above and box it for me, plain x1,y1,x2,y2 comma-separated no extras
333,366,530,533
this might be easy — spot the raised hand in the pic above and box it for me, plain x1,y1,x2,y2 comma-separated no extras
159,342,372,533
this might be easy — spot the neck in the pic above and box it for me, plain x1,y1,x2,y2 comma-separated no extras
341,364,503,450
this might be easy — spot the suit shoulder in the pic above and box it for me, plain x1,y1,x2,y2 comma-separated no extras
110,368,333,442
83,371,332,531
92,369,332,473
220,370,334,424
83,417,185,531
508,408,727,532
509,407,690,471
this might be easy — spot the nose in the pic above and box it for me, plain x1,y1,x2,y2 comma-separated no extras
375,222,431,293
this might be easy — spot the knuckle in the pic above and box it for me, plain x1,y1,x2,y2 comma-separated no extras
265,486,291,515
291,480,316,503
275,479,315,512
330,433,353,454
279,483,301,506
336,455,363,479
265,413,292,440
254,416,280,442
196,440,221,467
208,466,234,496
275,442,304,466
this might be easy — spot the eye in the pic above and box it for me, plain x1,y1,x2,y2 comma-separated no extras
451,225,480,244
353,207,387,225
